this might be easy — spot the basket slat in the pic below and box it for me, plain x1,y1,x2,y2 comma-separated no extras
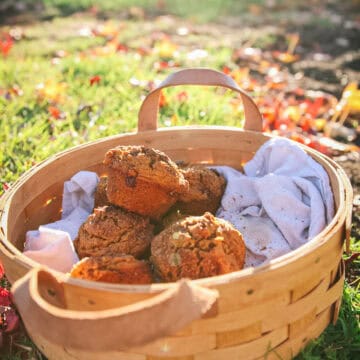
194,326,288,360
215,322,262,348
132,334,216,357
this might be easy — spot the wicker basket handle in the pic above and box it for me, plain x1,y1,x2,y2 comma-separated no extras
11,267,218,351
138,68,263,132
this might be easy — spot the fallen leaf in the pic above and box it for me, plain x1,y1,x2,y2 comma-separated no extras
116,43,129,53
0,34,13,57
342,82,360,113
36,81,67,104
153,60,170,71
159,92,167,108
92,22,119,39
155,39,177,59
272,51,299,63
89,75,101,86
0,288,10,307
48,106,63,119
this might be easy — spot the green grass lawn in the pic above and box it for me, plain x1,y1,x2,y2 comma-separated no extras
0,2,359,359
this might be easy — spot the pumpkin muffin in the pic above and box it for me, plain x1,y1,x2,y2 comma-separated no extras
74,205,154,259
176,165,226,215
70,255,152,284
151,212,245,282
94,176,111,208
103,146,189,220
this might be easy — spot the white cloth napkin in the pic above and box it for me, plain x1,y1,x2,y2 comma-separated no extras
62,171,99,218
24,171,99,272
24,227,79,273
215,138,334,267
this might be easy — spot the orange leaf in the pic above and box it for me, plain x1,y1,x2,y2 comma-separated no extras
92,22,119,39
272,51,299,63
48,106,62,119
222,66,231,75
159,92,167,108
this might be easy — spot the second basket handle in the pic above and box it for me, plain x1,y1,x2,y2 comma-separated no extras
138,68,263,132
12,267,218,352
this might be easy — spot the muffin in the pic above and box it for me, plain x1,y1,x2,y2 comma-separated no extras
176,165,226,215
74,205,154,259
70,255,152,284
103,146,189,220
151,212,245,282
94,176,111,208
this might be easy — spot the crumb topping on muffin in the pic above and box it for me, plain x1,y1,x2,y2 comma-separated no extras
74,205,154,259
103,145,188,192
151,212,245,281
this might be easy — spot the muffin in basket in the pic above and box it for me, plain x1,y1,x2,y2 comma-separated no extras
151,212,245,282
103,146,189,220
93,176,111,208
70,255,152,284
74,205,154,259
175,164,226,215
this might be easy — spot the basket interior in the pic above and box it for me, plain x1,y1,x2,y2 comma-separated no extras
3,128,341,256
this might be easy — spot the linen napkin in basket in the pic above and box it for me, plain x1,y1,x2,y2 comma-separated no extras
23,171,98,272
215,137,334,267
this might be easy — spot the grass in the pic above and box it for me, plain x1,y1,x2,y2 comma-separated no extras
0,2,359,359
296,279,360,360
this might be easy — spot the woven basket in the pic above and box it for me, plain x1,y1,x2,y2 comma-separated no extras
0,69,353,360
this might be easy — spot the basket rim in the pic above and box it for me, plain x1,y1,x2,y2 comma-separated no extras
0,126,350,292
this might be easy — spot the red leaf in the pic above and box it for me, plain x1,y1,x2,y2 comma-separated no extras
89,75,101,86
0,34,13,57
0,288,11,307
222,66,231,75
116,43,128,52
306,138,329,155
299,115,314,133
48,106,62,119
306,97,324,118
153,60,170,71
